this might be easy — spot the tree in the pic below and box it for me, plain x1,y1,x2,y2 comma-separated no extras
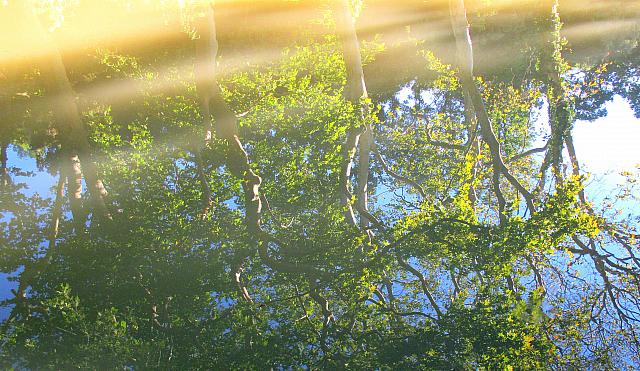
1,0,639,368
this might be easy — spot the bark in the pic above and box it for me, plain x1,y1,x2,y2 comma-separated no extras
335,0,373,232
47,45,112,224
544,0,572,185
194,3,257,303
193,3,332,304
0,143,9,190
49,168,66,250
21,2,112,226
547,86,569,180
194,4,236,143
191,6,221,216
565,133,586,204
194,4,260,225
309,281,334,354
448,0,535,220
194,5,217,144
233,257,253,303
506,141,549,164
66,154,85,233
544,81,571,186
339,130,360,227
335,0,367,104
397,256,443,318
356,131,372,231
534,0,572,193
449,0,474,79
449,0,540,295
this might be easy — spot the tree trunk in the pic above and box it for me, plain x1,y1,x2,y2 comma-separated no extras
0,143,9,190
193,2,332,306
194,2,260,303
448,0,535,218
66,154,85,233
47,42,111,224
194,5,238,143
545,0,572,184
19,1,112,227
48,167,66,250
335,0,372,232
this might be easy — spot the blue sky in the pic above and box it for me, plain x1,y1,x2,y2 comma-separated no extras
573,95,640,175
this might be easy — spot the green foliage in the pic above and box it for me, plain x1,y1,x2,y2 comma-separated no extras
1,1,639,369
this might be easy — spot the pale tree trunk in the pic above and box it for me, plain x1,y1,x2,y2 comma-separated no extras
449,0,506,220
194,5,238,143
194,5,218,145
194,2,258,303
192,6,221,216
449,0,537,295
194,3,261,233
47,42,111,225
66,154,85,233
448,0,535,220
335,0,373,233
48,167,66,250
18,1,112,228
194,2,334,327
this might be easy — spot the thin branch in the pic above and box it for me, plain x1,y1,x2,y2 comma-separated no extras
372,143,426,199
505,141,549,164
397,256,443,318
309,282,334,355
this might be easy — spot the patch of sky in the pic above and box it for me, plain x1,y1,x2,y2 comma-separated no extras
210,291,237,312
5,145,57,198
573,95,640,185
1,146,59,320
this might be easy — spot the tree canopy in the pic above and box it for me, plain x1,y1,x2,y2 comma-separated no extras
1,0,639,369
